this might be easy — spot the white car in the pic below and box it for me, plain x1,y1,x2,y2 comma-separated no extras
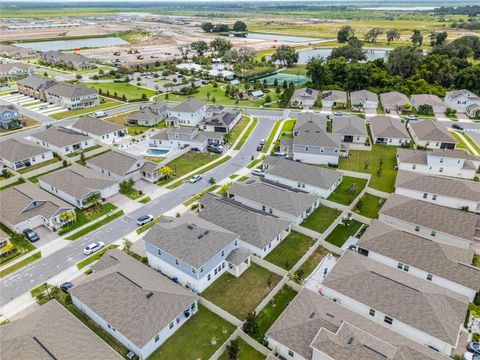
259,139,266,145
251,169,265,177
189,175,202,183
464,352,480,360
137,214,154,226
405,115,419,121
83,241,105,255
93,111,108,118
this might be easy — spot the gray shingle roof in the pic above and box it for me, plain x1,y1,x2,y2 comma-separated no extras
446,89,480,100
17,75,57,90
357,220,480,289
46,83,97,98
0,62,30,72
198,193,290,249
409,119,456,143
202,109,241,127
225,248,251,266
170,98,205,113
31,126,91,148
127,108,158,122
0,300,121,360
350,90,378,104
291,87,319,101
370,116,410,140
395,170,480,202
322,90,347,103
411,94,444,108
380,91,411,108
263,156,342,191
322,251,469,345
332,115,367,136
0,138,51,162
292,114,342,148
86,150,144,177
143,214,239,268
380,194,479,241
69,249,198,348
71,116,126,136
228,180,318,217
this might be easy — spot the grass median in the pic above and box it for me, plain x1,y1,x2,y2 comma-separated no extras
77,244,119,270
234,118,258,150
0,252,41,278
262,119,282,153
66,210,124,241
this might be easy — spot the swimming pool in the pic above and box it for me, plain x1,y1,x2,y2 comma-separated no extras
146,148,170,156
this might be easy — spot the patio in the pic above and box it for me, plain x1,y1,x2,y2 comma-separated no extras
304,254,338,293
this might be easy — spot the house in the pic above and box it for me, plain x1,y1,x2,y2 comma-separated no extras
467,103,480,118
379,193,480,249
39,165,118,208
249,90,264,99
0,44,38,59
410,94,446,114
150,127,223,152
321,90,347,108
262,155,342,198
370,116,410,146
408,119,456,149
40,51,95,71
127,101,169,127
317,251,469,356
0,61,33,79
201,105,242,133
350,89,378,111
70,249,198,360
0,105,22,130
0,300,121,360
279,112,345,165
0,182,75,232
167,98,206,127
198,193,291,258
355,220,480,301
290,87,319,109
227,179,320,225
0,228,10,255
17,75,57,101
395,170,480,213
332,115,368,145
396,148,480,180
30,126,94,156
45,83,99,110
70,116,127,144
144,214,250,293
86,150,160,183
379,91,412,113
0,138,54,171
444,89,480,113
266,289,447,360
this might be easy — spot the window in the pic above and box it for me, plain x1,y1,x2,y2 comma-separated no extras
432,195,437,200
369,309,375,317
431,230,436,237
155,335,160,342
175,259,179,266
305,146,309,152
398,263,409,272
440,158,443,163
288,350,294,357
192,268,196,274
207,274,211,281
200,267,204,273
157,249,162,256
439,167,443,173
221,250,224,257
397,262,403,269
384,316,393,325
414,225,420,232
403,265,409,272
169,322,174,329
423,193,427,199
262,205,266,211
427,273,433,281
214,268,217,275
412,165,416,169
222,262,225,269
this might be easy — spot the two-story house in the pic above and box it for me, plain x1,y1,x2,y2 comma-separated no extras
0,61,33,80
0,104,22,130
30,126,94,156
167,98,206,127
201,105,242,133
127,101,170,127
16,75,57,101
45,83,99,110
444,89,480,113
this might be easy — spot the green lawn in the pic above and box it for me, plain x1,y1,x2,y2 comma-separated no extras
201,263,281,320
280,119,295,139
280,64,308,76
120,187,142,200
247,158,264,169
301,206,342,234
229,117,250,143
66,145,102,157
106,112,167,136
83,82,155,101
183,185,220,206
138,196,151,204
234,118,258,150
50,98,123,120
262,119,282,153
327,176,368,205
264,231,314,270
58,203,118,236
353,193,386,219
219,339,265,360
30,283,53,298
338,145,398,193
0,223,36,266
17,157,61,174
149,305,235,360
136,216,161,235
0,178,25,191
463,133,480,154
0,252,41,278
77,244,118,270
66,211,124,241
450,131,472,154
253,285,298,344
293,245,331,283
324,220,364,248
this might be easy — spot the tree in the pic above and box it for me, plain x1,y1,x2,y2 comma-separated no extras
243,311,258,336
120,178,134,194
411,30,423,47
141,93,148,101
62,159,68,167
85,192,101,209
123,238,133,254
233,21,247,33
417,104,433,115
346,62,371,91
265,94,272,103
191,41,209,56
330,38,366,62
59,211,76,225
208,177,216,185
337,25,355,43
429,31,448,47
200,22,214,33
271,45,299,67
79,152,86,165
386,29,400,44
226,340,240,360
387,46,424,78
364,28,384,43
159,166,173,179
210,38,233,57
213,24,230,33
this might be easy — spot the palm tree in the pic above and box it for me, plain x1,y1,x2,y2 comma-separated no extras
158,166,173,179
59,211,76,225
85,192,101,210
123,238,133,254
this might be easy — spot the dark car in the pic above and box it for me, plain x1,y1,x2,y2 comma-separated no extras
60,282,74,293
256,144,264,151
23,228,39,242
452,123,464,131
468,342,480,355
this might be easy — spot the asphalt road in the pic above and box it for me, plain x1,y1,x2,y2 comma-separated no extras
0,115,277,305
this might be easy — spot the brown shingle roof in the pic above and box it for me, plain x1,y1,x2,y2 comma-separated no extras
370,116,410,140
409,119,456,143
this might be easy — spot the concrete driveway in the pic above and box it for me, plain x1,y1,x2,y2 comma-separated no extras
32,226,58,248
135,179,158,195
108,193,133,209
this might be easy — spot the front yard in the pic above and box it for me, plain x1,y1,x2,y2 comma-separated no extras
58,203,118,236
301,206,342,234
201,263,281,320
50,98,123,120
324,220,364,248
149,305,235,360
264,231,314,270
353,193,386,219
327,176,368,205
338,145,398,193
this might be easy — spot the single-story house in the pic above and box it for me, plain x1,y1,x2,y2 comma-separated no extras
350,89,378,111
321,90,347,108
410,94,446,114
45,83,99,110
167,98,206,127
0,138,54,171
0,44,38,59
144,214,250,293
379,91,412,113
370,115,410,146
17,75,57,101
379,193,480,250
262,155,342,198
0,182,75,232
39,164,119,208
201,105,242,133
40,51,96,71
198,193,292,259
332,115,368,144
290,87,319,109
356,220,480,301
408,119,456,149
70,249,198,360
444,89,480,113
150,127,223,152
0,104,22,130
30,126,94,156
0,61,34,79
127,101,169,127
70,116,127,144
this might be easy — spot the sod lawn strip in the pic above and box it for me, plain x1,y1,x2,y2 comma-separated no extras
301,206,342,234
17,157,61,174
353,193,386,219
264,231,314,270
0,251,41,278
83,82,155,101
218,338,265,360
50,98,122,120
77,244,119,270
234,118,258,150
58,203,118,235
327,176,368,205
262,119,283,153
324,220,364,248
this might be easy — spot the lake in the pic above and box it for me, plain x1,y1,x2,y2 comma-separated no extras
15,37,129,52
231,32,321,43
297,48,390,64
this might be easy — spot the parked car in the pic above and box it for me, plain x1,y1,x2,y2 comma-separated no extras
405,115,419,121
464,352,480,360
136,214,154,226
256,144,264,151
23,228,39,242
9,90,18,94
60,282,74,293
273,151,287,157
93,111,108,118
251,169,265,177
452,123,464,131
468,342,480,355
259,139,266,145
208,144,223,154
333,112,342,116
189,174,202,183
38,104,48,110
83,241,105,255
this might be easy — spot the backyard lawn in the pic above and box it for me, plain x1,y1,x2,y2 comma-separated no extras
338,145,398,193
50,98,122,120
353,193,386,219
107,113,167,136
149,305,235,360
253,285,298,344
264,231,314,270
58,203,118,236
201,263,281,320
83,82,155,101
218,339,265,360
301,206,342,234
292,245,331,283
327,176,367,205
324,220,364,248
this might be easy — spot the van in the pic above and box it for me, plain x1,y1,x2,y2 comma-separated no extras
93,111,108,118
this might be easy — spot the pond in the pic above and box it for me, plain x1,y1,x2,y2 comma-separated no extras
230,32,321,43
15,37,129,52
297,48,390,64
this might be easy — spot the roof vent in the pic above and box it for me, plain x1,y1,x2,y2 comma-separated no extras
197,234,204,239
187,224,196,230
326,312,335,318
347,337,354,345
146,292,153,299
309,312,315,319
